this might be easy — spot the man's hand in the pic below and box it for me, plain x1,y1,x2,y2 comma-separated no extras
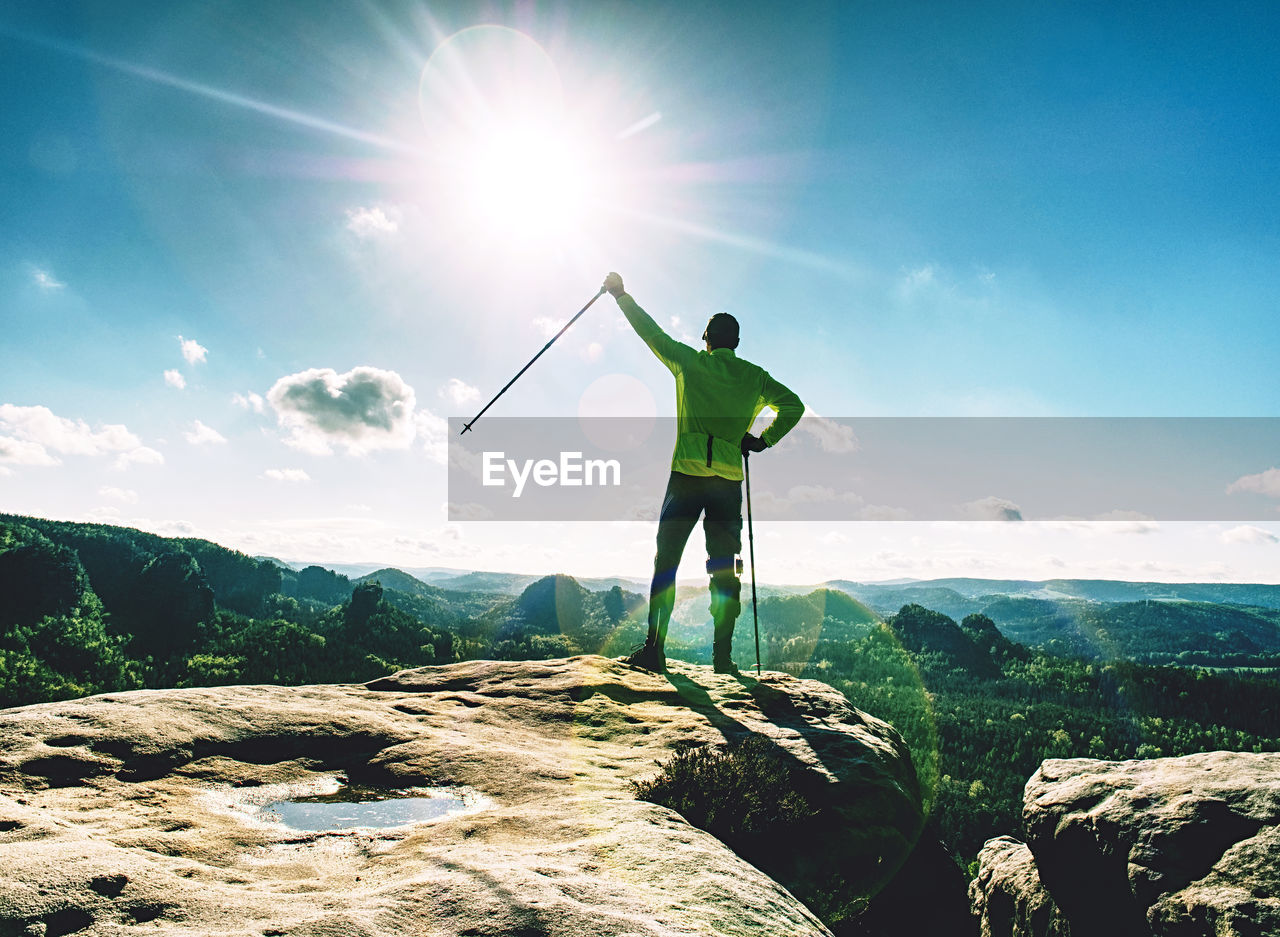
602,272,624,297
740,433,768,455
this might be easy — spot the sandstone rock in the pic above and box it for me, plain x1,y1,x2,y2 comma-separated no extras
969,835,1070,937
1022,752,1280,937
0,656,922,936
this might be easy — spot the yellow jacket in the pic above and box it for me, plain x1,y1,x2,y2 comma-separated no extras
617,293,804,481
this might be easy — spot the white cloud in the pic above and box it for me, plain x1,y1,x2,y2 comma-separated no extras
1227,468,1280,498
447,502,494,521
856,504,914,521
155,520,197,536
184,420,227,445
1221,525,1279,545
532,316,561,339
345,205,400,238
232,391,265,413
178,336,208,365
899,264,935,297
959,496,1024,521
792,409,858,454
417,409,448,464
0,404,162,470
1042,519,1159,536
667,314,701,346
787,485,863,505
99,486,138,503
164,369,187,390
439,378,481,407
113,447,164,470
267,366,417,456
30,265,66,291
582,342,603,363
1090,510,1157,523
262,468,311,483
0,434,60,466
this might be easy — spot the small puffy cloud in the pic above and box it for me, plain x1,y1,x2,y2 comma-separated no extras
532,316,561,339
183,420,227,445
1091,510,1156,523
787,485,863,505
155,520,197,536
959,496,1023,521
164,369,186,390
582,342,604,363
267,366,417,455
30,265,66,291
262,468,311,483
794,409,858,454
439,378,481,407
898,264,935,298
0,404,162,470
232,391,265,413
99,486,138,503
345,205,400,238
1227,468,1280,498
447,502,494,521
418,409,448,464
1221,525,1279,545
668,315,700,346
857,504,913,521
113,447,164,470
179,336,208,365
1043,519,1157,536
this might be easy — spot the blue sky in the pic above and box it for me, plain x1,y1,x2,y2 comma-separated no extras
2,1,1278,581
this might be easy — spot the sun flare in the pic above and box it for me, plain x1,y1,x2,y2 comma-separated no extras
418,26,619,252
461,121,600,238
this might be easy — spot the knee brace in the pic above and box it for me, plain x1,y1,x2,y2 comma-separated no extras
706,557,741,623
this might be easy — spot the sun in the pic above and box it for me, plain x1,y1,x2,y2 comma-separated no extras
418,26,615,250
460,118,600,239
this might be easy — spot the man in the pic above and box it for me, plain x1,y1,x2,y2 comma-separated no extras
603,271,803,674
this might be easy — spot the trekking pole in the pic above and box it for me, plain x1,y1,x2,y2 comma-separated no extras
460,286,607,434
745,451,761,676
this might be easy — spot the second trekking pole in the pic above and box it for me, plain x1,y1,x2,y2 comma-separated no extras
745,451,761,676
460,286,607,435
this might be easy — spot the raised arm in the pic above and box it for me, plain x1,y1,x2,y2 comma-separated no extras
604,272,695,374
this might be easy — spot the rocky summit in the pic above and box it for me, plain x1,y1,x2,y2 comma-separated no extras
0,656,921,937
971,751,1280,937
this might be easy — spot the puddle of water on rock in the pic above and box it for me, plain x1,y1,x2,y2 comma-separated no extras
207,776,490,833
261,784,476,832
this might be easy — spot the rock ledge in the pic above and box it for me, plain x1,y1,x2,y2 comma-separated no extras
1,656,921,937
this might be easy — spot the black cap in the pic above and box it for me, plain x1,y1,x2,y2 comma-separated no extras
702,312,739,349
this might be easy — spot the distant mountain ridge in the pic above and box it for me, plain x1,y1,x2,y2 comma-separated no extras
824,577,1280,610
280,561,1280,609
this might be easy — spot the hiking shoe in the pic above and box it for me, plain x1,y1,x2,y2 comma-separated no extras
713,656,740,676
623,642,665,672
